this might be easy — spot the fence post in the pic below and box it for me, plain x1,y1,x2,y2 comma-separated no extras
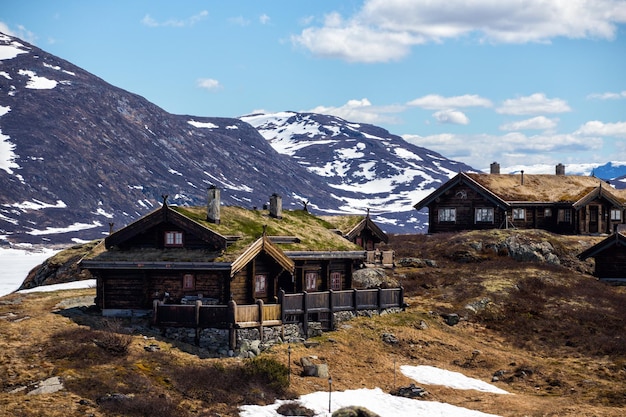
256,299,264,343
302,291,309,339
279,289,285,323
352,288,358,313
194,300,202,346
378,287,383,312
152,299,161,326
328,289,335,331
399,286,405,309
228,299,237,351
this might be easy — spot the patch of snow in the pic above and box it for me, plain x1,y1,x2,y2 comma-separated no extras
168,168,182,176
0,71,12,79
239,386,502,417
42,62,75,76
0,248,60,297
0,128,20,174
188,120,218,129
9,199,67,211
93,207,114,218
18,279,96,294
26,221,103,236
226,125,239,129
0,43,29,60
401,365,509,394
18,69,58,89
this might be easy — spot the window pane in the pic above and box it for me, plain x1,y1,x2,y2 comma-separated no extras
439,208,456,222
330,272,341,291
475,208,493,223
255,274,266,295
305,272,318,291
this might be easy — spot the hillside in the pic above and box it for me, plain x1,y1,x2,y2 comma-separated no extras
2,230,626,416
0,32,474,244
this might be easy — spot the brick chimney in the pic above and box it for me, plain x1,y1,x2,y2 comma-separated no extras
556,163,565,175
207,186,220,224
490,162,500,174
269,193,282,219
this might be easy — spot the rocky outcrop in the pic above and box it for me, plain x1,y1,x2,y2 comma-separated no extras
352,268,398,289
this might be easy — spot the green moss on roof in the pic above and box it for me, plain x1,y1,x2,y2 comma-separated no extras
173,206,362,254
319,215,365,234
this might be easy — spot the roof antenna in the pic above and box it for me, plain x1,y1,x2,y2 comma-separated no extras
161,194,169,206
302,200,309,212
366,208,370,218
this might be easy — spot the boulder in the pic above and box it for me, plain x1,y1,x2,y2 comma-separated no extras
332,406,380,417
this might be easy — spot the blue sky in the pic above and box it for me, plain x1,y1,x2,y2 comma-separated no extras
2,1,626,172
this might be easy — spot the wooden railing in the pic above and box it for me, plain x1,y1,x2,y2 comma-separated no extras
153,287,404,348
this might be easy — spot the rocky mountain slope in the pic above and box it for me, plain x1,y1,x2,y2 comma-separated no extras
0,32,474,244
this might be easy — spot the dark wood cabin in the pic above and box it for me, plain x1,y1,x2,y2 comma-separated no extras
322,211,389,250
80,199,366,316
578,229,626,283
414,170,626,235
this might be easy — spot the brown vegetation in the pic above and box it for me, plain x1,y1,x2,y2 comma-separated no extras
1,229,626,416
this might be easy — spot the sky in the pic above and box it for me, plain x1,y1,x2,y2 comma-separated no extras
1,0,626,172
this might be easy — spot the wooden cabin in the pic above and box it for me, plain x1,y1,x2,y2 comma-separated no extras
80,194,366,316
413,165,626,235
322,210,389,250
578,228,626,284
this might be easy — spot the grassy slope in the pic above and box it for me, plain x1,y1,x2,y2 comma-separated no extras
2,229,626,417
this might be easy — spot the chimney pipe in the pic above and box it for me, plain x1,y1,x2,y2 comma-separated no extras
269,193,282,219
556,163,565,175
520,170,524,185
490,162,500,174
207,186,220,224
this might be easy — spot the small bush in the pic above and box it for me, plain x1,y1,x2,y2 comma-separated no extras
93,319,133,356
244,356,290,392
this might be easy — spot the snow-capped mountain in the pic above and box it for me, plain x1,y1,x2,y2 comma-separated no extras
241,112,475,230
0,32,475,244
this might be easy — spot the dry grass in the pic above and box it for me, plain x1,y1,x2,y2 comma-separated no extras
466,173,626,202
2,229,626,416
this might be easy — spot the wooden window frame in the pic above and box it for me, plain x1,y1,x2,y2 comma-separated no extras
164,231,184,247
330,271,342,291
558,209,571,223
475,208,494,223
544,208,552,217
611,208,621,221
254,274,267,296
438,207,456,223
183,273,195,290
512,208,525,221
305,271,318,292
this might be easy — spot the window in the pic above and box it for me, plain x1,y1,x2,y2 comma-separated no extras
438,208,456,222
165,231,183,247
183,274,195,290
611,208,622,221
255,274,267,296
512,208,525,221
305,272,318,292
544,208,552,217
330,272,342,291
475,208,494,223
558,209,571,223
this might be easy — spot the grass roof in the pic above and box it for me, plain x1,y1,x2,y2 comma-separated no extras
318,214,366,234
173,206,362,255
466,173,626,203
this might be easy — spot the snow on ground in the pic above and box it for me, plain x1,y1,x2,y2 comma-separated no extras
240,366,507,417
0,247,60,297
401,365,509,394
17,279,95,294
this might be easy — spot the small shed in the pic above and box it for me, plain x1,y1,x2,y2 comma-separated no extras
578,229,626,284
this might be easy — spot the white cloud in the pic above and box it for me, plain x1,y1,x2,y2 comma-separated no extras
496,93,571,115
141,10,208,28
229,16,251,26
587,91,626,100
433,109,469,125
259,14,270,25
308,98,404,124
499,116,558,131
197,78,222,91
292,0,626,62
575,121,626,138
407,94,492,110
403,131,602,170
0,22,36,44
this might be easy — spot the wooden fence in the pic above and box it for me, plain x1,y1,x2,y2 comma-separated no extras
153,287,404,348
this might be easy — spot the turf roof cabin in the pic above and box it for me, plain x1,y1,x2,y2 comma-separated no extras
80,192,366,316
321,209,389,250
414,163,626,235
578,226,626,284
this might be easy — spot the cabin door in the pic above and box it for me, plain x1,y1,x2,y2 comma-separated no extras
589,206,599,233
